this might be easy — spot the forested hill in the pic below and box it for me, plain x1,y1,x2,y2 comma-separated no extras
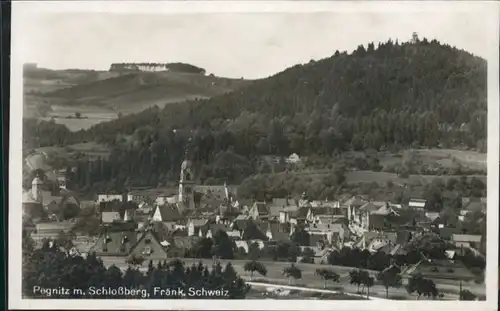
23,37,488,191
68,37,487,150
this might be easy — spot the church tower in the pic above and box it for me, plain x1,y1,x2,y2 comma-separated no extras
32,173,44,204
178,141,195,209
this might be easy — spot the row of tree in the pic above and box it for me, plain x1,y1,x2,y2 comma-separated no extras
23,239,249,299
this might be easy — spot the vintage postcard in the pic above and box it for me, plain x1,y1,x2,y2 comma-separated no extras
9,1,499,310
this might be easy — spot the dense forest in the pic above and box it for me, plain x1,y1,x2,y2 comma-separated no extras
23,36,487,192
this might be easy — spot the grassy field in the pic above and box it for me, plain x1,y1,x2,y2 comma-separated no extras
98,256,482,300
377,149,487,172
31,142,111,163
24,69,252,131
344,170,486,186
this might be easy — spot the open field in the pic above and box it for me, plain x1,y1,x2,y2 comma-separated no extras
25,142,111,168
377,149,487,172
287,168,485,187
99,256,482,300
24,69,253,131
24,69,123,94
344,170,486,186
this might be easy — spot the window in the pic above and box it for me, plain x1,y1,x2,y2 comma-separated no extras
142,247,152,255
145,238,151,244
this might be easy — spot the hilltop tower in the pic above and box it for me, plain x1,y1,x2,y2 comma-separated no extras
178,139,195,209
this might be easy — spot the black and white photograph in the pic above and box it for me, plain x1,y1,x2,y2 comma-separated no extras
9,1,499,310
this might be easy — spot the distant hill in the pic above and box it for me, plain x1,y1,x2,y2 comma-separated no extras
109,62,207,74
24,67,121,94
39,71,251,110
23,64,253,122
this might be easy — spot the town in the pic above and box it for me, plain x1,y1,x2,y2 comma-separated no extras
22,144,486,300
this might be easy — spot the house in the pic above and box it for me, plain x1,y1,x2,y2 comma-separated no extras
22,191,45,222
278,206,299,224
401,259,476,282
262,221,291,242
235,240,249,253
128,230,169,260
298,246,333,264
308,221,349,245
462,197,486,207
89,230,139,257
248,202,269,220
439,227,462,241
205,224,231,239
425,212,440,222
151,204,183,223
408,198,427,210
101,211,121,224
231,215,250,232
372,204,400,216
187,219,209,237
155,195,177,206
31,221,74,241
167,236,200,257
363,231,398,253
97,194,124,203
461,200,486,215
285,153,301,164
451,234,482,248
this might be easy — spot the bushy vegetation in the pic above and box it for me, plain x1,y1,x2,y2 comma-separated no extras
23,237,249,299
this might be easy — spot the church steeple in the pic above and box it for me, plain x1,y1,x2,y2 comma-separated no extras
178,137,195,207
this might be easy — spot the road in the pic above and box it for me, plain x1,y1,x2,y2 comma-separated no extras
99,256,478,300
246,281,386,300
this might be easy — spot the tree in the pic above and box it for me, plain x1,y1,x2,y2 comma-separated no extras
315,268,340,289
24,241,251,299
247,242,261,260
300,247,315,263
75,112,81,119
349,269,362,292
212,230,235,259
291,227,311,246
243,260,267,280
460,289,477,301
406,274,439,300
282,263,302,285
377,268,402,298
126,254,145,267
364,276,375,299
55,230,75,250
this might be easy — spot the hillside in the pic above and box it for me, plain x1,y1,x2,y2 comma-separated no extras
23,64,252,129
41,71,251,111
24,67,122,94
23,37,488,195
81,37,486,149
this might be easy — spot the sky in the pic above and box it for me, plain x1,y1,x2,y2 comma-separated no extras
15,3,499,79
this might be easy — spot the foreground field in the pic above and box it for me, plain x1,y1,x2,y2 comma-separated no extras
99,256,483,300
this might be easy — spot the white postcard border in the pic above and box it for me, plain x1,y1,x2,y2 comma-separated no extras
9,1,500,310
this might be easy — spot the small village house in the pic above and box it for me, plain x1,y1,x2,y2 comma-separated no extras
451,234,482,248
408,198,428,211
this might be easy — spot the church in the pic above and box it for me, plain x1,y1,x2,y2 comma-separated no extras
158,145,239,213
22,171,80,222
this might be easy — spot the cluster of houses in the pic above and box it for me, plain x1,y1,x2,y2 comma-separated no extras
79,184,484,285
23,151,486,286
